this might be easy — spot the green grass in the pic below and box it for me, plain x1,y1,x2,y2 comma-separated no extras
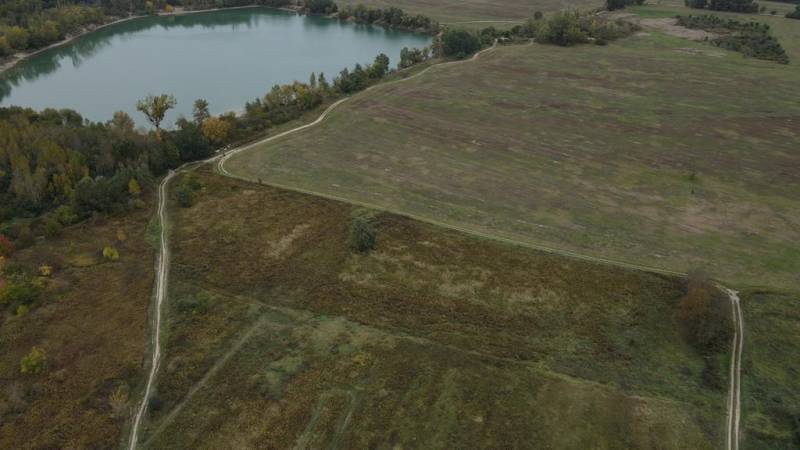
135,169,732,448
225,21,800,291
740,290,800,449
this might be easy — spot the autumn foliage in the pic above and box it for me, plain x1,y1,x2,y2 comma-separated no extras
0,233,13,257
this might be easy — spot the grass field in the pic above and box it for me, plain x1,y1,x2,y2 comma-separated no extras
225,11,800,291
132,169,731,448
0,207,153,448
338,0,603,23
739,290,800,449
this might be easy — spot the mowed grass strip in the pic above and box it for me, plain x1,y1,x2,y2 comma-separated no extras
225,28,800,290
141,169,728,448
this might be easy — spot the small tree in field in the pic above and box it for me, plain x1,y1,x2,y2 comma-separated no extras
20,347,46,374
349,217,376,253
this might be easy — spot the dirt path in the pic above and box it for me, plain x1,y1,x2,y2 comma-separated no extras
127,168,177,450
724,288,744,450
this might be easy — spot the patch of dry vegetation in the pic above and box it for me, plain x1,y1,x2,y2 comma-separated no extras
137,169,730,448
0,206,154,448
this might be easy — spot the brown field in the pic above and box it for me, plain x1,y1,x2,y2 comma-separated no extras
135,169,729,449
0,206,154,448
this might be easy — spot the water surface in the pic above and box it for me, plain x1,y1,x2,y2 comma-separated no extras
0,8,430,126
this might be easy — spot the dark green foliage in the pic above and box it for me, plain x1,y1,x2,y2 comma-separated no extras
0,271,40,308
675,275,732,354
348,216,376,253
787,5,800,18
440,29,482,59
398,47,431,69
677,15,789,64
337,4,438,33
175,174,203,208
607,0,645,11
686,0,760,12
305,0,338,15
529,11,639,47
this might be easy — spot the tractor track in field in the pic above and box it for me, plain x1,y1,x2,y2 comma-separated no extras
129,40,743,450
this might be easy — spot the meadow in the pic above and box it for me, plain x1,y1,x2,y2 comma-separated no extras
0,205,154,448
225,11,800,291
134,169,729,449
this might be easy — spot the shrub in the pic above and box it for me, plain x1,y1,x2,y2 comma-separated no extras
440,30,482,59
534,11,544,20
536,12,588,46
0,234,13,257
0,274,40,307
677,15,789,64
53,205,78,226
20,347,46,374
348,216,376,253
676,273,733,353
175,184,196,208
102,246,119,261
788,6,800,18
43,218,63,238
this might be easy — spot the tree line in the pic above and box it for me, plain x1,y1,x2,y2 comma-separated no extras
676,14,789,63
685,0,760,13
0,47,438,241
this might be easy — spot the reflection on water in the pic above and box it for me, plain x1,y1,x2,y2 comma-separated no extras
0,7,430,124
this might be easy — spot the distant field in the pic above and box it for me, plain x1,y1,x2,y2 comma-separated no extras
225,19,800,290
338,0,603,23
136,169,728,448
0,207,153,448
740,290,800,449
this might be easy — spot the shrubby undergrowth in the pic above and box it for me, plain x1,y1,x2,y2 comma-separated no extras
677,15,789,64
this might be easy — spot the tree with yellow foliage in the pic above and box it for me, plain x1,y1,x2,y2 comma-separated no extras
201,117,233,146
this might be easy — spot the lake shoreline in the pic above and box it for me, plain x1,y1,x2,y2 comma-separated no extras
0,5,300,77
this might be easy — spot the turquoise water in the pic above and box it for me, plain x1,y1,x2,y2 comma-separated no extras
0,8,430,126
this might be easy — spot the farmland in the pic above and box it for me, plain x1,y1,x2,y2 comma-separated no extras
225,12,800,291
136,169,727,448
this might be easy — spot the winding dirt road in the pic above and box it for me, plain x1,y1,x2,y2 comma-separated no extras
129,41,744,450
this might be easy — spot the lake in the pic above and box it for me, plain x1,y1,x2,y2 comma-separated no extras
0,7,431,127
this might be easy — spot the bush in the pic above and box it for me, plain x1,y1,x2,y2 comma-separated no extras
0,274,40,307
0,234,13,257
175,184,196,208
43,218,63,238
348,216,376,253
788,5,800,18
20,347,46,374
53,205,79,226
676,274,733,354
102,245,119,261
440,30,482,59
677,15,789,64
536,12,588,46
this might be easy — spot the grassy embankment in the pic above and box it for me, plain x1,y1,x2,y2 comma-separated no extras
225,9,800,291
0,206,154,448
739,290,800,449
136,169,730,449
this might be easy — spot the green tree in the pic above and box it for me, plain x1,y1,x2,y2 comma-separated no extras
192,98,210,125
369,53,390,78
20,347,46,375
349,216,376,253
440,30,482,59
136,94,177,133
